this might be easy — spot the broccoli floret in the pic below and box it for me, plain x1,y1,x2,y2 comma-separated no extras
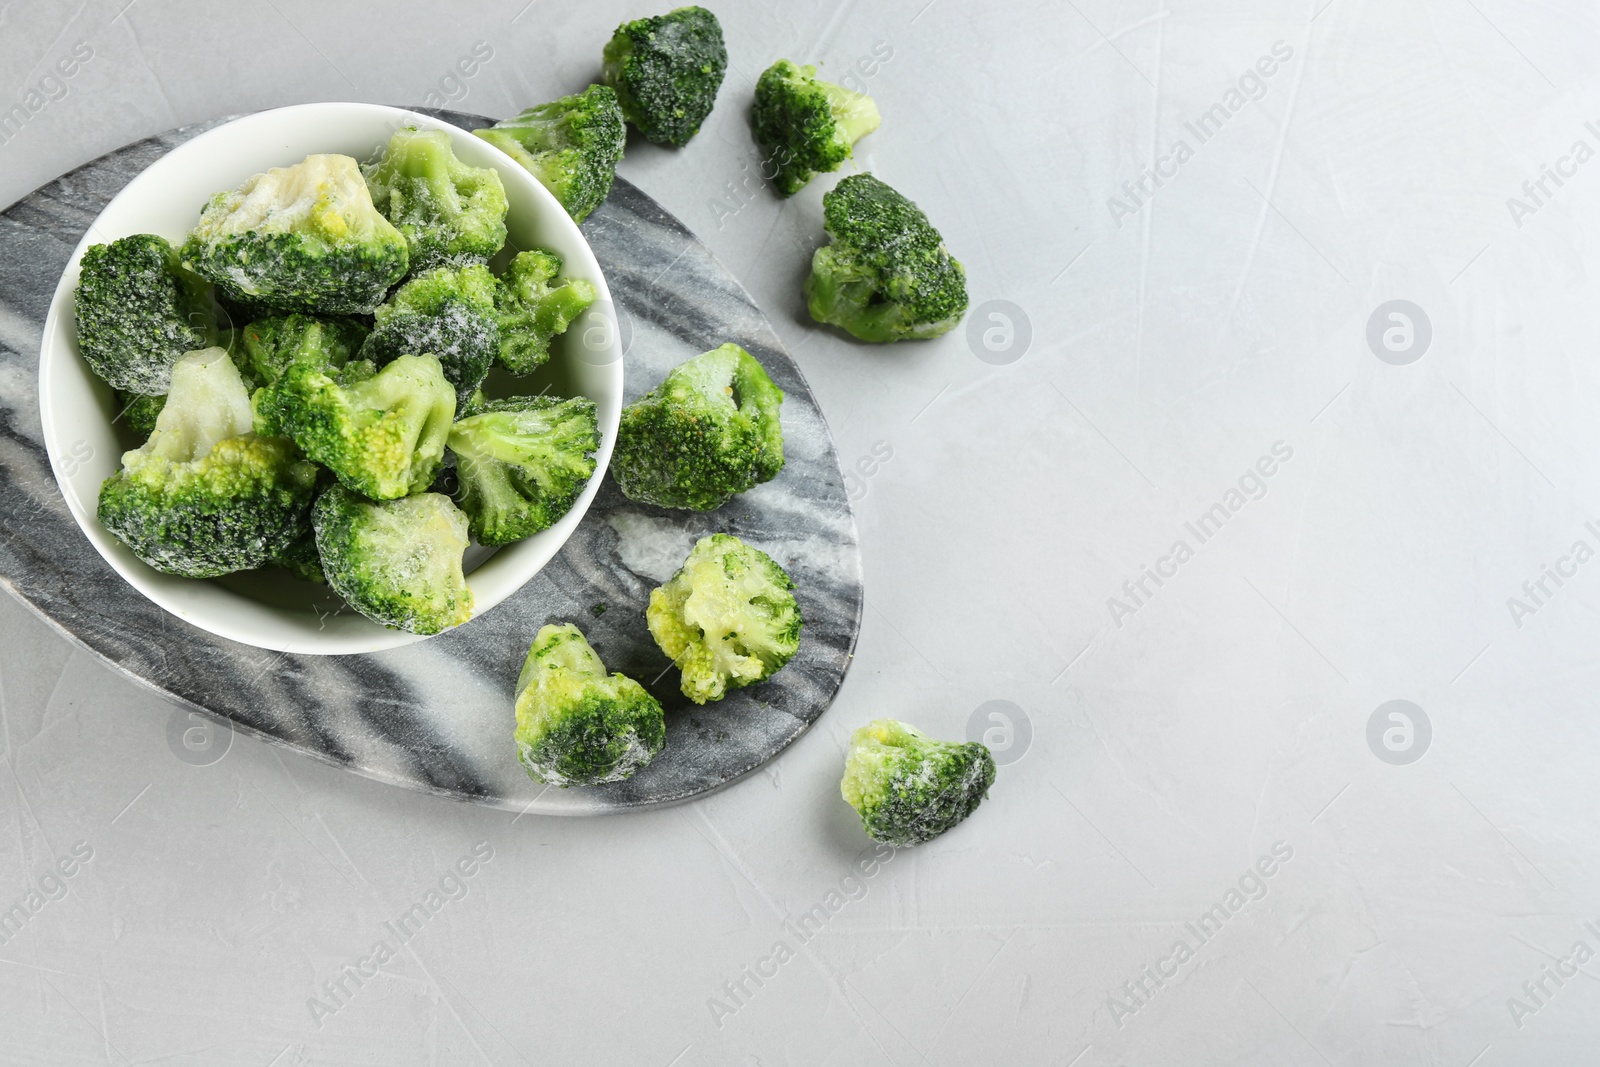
312,483,473,634
182,153,409,315
753,60,881,196
601,6,727,146
449,396,599,546
256,353,456,500
75,234,217,394
97,347,317,578
363,128,508,271
611,344,784,511
841,720,995,846
492,250,598,375
271,529,325,584
474,85,627,223
361,265,500,407
238,313,366,392
115,390,167,439
646,533,800,704
513,623,666,786
805,173,968,342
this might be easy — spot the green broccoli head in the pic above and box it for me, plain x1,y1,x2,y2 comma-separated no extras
75,234,217,394
753,60,881,196
646,533,801,704
363,128,508,271
805,173,968,343
601,6,727,146
514,623,666,786
97,347,317,578
115,390,168,440
362,264,501,407
491,250,598,375
238,313,367,392
256,353,456,500
271,528,326,584
611,343,784,511
448,395,599,546
475,85,627,223
841,720,996,846
182,153,409,315
312,483,474,634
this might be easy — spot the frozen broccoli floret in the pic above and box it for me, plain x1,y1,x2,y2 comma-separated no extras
753,60,881,196
75,234,217,394
841,720,995,846
474,85,627,223
492,250,598,375
238,313,366,392
601,6,727,146
449,396,599,546
513,623,666,786
646,533,801,704
363,127,508,271
805,173,968,342
115,390,167,439
182,153,409,315
97,347,317,578
271,529,325,584
361,265,500,407
312,483,473,634
611,343,784,511
255,353,455,500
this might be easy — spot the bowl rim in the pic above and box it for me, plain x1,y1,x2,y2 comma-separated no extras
37,101,623,656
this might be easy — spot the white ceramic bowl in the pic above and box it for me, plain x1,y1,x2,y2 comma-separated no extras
38,103,623,655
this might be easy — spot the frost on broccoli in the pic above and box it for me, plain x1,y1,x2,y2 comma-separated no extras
115,390,168,440
312,484,473,634
601,6,727,146
646,533,801,704
255,353,456,500
448,395,599,546
475,85,627,223
753,60,881,196
360,264,500,408
97,347,317,578
182,153,409,315
492,250,598,375
237,313,367,393
805,173,968,343
611,343,784,511
513,623,666,786
363,128,508,271
841,720,995,846
75,234,217,394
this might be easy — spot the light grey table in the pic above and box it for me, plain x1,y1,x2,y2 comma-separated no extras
4,1,1599,1064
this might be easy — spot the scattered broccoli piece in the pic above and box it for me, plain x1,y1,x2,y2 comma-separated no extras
238,313,367,392
75,234,217,394
448,395,599,546
611,343,784,511
272,529,325,584
475,85,627,223
601,6,727,146
182,153,409,315
805,173,968,342
363,128,508,271
361,265,500,407
513,623,666,786
97,347,317,578
646,533,801,704
841,720,995,846
312,483,474,634
255,353,456,500
753,60,881,196
492,250,598,375
115,390,167,439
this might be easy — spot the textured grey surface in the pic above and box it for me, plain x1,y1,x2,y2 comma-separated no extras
0,109,862,814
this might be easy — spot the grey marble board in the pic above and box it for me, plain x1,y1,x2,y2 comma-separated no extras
0,108,864,815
